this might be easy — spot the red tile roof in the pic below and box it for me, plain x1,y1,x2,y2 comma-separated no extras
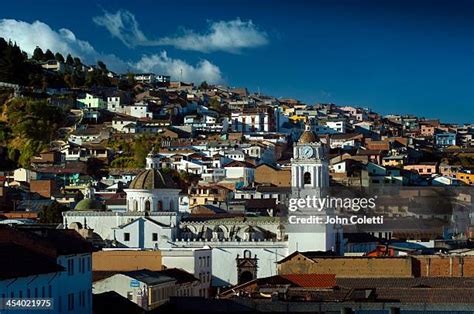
281,274,336,288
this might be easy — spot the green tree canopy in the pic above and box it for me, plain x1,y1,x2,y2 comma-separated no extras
44,49,55,61
32,46,44,61
38,201,69,223
54,52,65,63
66,53,74,65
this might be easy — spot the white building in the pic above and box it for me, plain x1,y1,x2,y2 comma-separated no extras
0,227,94,314
63,125,339,287
231,108,274,133
77,93,106,110
127,102,152,119
93,270,178,310
160,247,212,297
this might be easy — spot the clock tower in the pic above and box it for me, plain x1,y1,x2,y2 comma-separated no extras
291,122,329,196
287,121,338,254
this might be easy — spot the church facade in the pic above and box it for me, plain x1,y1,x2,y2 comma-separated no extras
63,124,341,286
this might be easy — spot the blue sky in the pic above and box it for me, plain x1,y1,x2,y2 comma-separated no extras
0,0,473,123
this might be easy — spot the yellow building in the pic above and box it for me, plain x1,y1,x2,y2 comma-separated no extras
456,171,474,185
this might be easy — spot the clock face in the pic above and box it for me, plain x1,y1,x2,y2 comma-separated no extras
301,146,313,158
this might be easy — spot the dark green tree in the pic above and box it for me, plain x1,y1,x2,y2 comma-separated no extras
54,52,65,63
97,60,107,71
200,81,209,90
43,49,55,61
38,201,69,223
0,39,29,84
73,57,82,67
32,46,44,61
66,53,74,65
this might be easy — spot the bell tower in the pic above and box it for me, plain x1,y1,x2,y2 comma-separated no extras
291,121,329,196
287,120,337,254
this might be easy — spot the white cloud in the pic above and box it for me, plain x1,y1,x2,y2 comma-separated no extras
92,10,148,48
157,18,269,53
93,10,268,53
133,52,223,83
0,18,224,83
0,19,95,58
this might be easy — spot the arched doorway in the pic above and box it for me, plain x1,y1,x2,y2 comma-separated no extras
239,271,254,284
144,200,151,212
304,172,311,185
236,250,258,285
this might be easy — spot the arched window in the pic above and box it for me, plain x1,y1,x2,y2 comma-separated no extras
169,200,174,211
144,200,151,212
157,200,163,211
133,200,138,211
304,172,311,185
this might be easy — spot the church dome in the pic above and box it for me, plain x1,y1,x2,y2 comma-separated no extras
74,198,103,211
129,169,178,190
298,130,319,144
298,121,320,144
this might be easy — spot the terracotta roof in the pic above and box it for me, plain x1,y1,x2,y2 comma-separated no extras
281,274,336,288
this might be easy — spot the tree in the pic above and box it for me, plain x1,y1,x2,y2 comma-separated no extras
73,57,82,68
97,60,107,71
38,201,68,223
66,53,74,65
200,81,209,90
32,46,44,61
54,52,65,63
118,72,136,91
5,98,66,167
0,39,29,84
43,49,55,61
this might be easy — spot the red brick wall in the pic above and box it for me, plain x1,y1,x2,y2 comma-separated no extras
30,179,55,198
414,256,474,277
255,165,291,186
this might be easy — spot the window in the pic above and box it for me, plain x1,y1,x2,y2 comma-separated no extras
68,259,74,276
68,293,74,311
152,233,158,241
304,172,311,185
124,233,130,241
78,257,82,273
80,291,86,307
